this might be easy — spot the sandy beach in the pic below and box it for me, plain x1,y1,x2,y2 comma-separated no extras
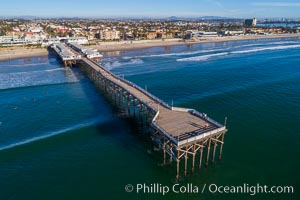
0,34,300,62
0,47,48,62
91,34,300,52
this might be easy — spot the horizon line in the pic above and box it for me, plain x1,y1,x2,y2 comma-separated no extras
0,15,299,20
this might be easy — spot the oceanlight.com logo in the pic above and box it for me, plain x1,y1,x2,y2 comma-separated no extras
124,183,294,196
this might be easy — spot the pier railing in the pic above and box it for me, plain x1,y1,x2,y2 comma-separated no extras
83,58,226,145
177,126,226,146
118,77,172,109
86,59,226,144
85,59,180,145
151,110,178,144
89,59,172,109
172,106,224,128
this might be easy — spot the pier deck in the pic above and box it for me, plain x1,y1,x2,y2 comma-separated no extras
81,57,225,146
51,43,81,66
53,43,227,179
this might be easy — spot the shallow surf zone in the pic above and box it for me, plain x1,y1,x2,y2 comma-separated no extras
231,44,300,54
113,40,300,60
103,58,144,70
0,67,84,90
176,52,228,62
176,43,300,62
99,39,300,77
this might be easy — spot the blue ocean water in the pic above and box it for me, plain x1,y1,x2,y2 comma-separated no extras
0,38,299,200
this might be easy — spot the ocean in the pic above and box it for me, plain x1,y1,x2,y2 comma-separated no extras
0,38,299,200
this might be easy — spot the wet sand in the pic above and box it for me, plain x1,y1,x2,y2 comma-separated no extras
0,47,48,61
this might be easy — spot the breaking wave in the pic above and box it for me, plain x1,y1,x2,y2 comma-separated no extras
122,41,300,59
138,49,223,58
176,52,228,62
176,44,300,62
236,40,299,48
231,44,300,54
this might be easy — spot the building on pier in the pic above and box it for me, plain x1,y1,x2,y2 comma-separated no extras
68,42,103,60
42,37,88,47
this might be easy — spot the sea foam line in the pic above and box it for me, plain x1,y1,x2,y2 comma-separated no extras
135,49,227,59
0,68,65,76
104,58,144,70
0,67,82,90
123,41,299,59
0,62,49,68
176,52,228,62
176,44,300,62
231,44,300,54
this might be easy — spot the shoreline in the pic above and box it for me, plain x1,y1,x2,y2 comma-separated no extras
91,34,300,52
0,47,48,62
0,34,300,62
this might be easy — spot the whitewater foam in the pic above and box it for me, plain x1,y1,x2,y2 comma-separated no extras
127,40,300,59
137,49,227,59
236,41,299,48
0,68,82,90
231,44,300,54
0,62,49,68
176,44,300,62
104,58,143,70
176,52,228,62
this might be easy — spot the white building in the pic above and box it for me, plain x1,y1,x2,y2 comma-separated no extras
221,30,245,36
68,42,103,59
0,36,25,46
66,37,88,44
24,33,46,44
186,31,218,39
41,37,88,47
41,38,60,47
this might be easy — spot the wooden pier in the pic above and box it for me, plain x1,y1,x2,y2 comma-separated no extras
51,43,81,67
53,43,227,180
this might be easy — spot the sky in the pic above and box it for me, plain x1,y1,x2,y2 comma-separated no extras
0,0,299,18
